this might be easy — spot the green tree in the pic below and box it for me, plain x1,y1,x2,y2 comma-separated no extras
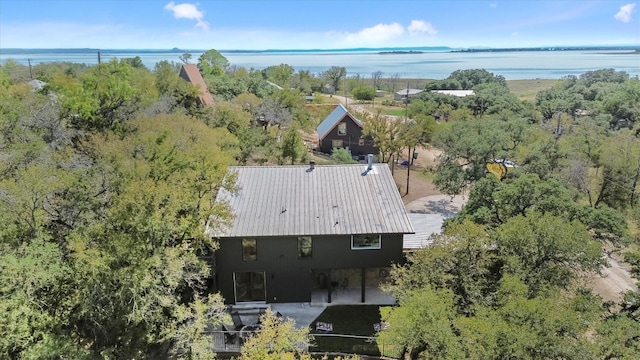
153,60,201,114
179,52,192,64
239,309,313,360
262,64,294,88
378,287,465,359
426,68,507,91
330,147,358,164
280,126,306,165
0,108,237,357
323,66,346,93
496,212,603,296
432,118,528,196
198,49,229,76
54,59,145,131
351,85,376,101
593,131,640,209
385,221,499,315
467,82,524,116
456,276,600,359
361,110,404,164
120,56,146,69
535,85,583,120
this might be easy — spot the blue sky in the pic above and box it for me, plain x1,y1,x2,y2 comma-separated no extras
1,0,638,49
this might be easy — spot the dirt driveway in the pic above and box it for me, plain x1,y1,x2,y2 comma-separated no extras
588,251,638,304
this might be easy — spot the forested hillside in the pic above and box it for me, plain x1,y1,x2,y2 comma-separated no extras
1,53,639,359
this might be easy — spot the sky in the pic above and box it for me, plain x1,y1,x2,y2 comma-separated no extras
0,0,638,50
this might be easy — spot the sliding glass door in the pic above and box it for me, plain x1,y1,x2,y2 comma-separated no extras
233,271,266,302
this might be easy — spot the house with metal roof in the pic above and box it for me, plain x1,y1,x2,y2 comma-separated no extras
208,160,414,304
316,104,377,158
179,64,215,107
394,88,424,101
431,89,475,97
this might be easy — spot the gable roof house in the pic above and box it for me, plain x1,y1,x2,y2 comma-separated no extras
207,160,414,304
179,64,215,107
394,88,424,101
316,104,378,158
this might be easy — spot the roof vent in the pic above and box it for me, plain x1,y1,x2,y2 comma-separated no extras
307,160,315,173
362,154,375,176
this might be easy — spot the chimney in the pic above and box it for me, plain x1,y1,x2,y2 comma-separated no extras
309,160,315,171
367,154,374,171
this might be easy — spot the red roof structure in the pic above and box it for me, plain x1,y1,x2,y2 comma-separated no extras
179,64,215,107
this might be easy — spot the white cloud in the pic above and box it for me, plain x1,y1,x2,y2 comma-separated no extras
164,1,209,31
614,3,636,23
408,20,438,36
489,2,498,8
343,22,405,44
511,32,519,37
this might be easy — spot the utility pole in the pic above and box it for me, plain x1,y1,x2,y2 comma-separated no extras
405,84,411,195
27,59,33,79
344,77,348,107
98,51,102,65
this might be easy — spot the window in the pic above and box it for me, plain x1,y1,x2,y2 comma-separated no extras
242,238,257,261
332,139,343,148
338,122,347,135
358,138,365,146
298,236,312,259
351,234,381,250
234,271,265,302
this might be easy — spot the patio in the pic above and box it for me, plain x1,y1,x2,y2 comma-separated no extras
310,286,396,305
209,286,396,353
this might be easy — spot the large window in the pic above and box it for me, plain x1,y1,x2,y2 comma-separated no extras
234,271,265,302
332,139,343,148
242,238,257,261
298,236,312,260
338,122,347,135
351,234,381,250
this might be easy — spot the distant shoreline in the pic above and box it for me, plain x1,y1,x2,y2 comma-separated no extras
1,45,638,55
379,50,424,55
2,47,638,81
453,46,640,53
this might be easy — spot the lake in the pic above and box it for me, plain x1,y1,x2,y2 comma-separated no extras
1,48,638,80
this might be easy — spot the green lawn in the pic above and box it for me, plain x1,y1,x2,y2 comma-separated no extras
384,108,407,117
309,305,397,357
506,79,559,101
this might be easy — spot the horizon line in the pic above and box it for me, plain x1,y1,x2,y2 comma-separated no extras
1,45,639,53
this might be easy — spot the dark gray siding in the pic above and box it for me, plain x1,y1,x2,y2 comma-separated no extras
214,234,403,303
319,119,377,157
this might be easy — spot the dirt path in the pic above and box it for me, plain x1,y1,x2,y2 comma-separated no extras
589,252,638,303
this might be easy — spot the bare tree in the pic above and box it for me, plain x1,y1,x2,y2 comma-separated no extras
372,71,384,89
387,73,400,94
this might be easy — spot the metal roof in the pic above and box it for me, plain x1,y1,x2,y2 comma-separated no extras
431,89,475,97
210,164,414,238
403,213,443,250
395,88,424,96
316,104,363,140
